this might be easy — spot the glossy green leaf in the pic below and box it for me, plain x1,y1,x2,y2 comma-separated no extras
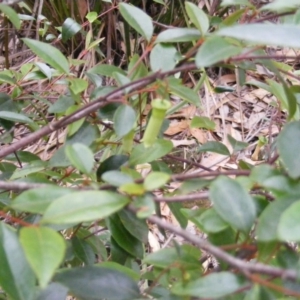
0,111,33,124
102,170,134,187
257,196,299,242
217,24,300,48
0,74,16,85
168,202,188,228
0,4,20,29
22,38,69,74
20,227,66,288
144,171,170,191
278,201,300,241
144,244,201,269
113,105,136,138
54,266,140,300
156,28,201,43
119,3,153,42
41,191,130,224
113,72,131,93
277,121,300,179
129,139,173,165
196,36,242,67
35,62,52,79
72,236,95,265
35,282,68,300
150,44,179,72
119,183,145,196
221,0,251,5
118,209,148,243
99,262,139,281
190,116,216,130
199,208,229,233
0,223,35,300
10,186,75,214
68,78,88,95
107,214,144,259
168,80,200,106
65,143,94,174
172,272,240,298
62,17,81,42
88,64,126,77
97,155,129,180
185,2,209,34
198,141,230,155
210,176,256,232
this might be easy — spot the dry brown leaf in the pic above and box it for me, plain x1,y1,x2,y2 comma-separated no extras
165,120,189,135
189,127,207,144
171,139,196,147
169,105,197,119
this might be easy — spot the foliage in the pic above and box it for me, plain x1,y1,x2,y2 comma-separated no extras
1,0,300,299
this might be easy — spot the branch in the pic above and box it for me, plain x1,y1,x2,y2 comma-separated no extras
0,63,196,159
147,213,298,281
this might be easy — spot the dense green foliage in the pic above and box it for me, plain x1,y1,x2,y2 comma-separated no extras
1,0,300,299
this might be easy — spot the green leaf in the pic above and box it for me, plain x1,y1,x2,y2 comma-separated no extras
97,155,129,180
143,244,201,269
150,44,179,72
118,209,148,243
119,3,153,42
19,227,66,288
144,171,170,191
48,95,74,113
36,282,68,300
217,24,300,48
62,17,81,42
54,266,140,300
185,2,209,34
0,111,33,124
88,64,126,77
172,272,241,298
10,186,75,214
199,208,229,233
198,141,230,155
68,78,88,95
210,176,256,232
156,28,201,43
101,170,134,187
41,191,130,224
129,139,173,165
99,262,139,282
119,183,145,196
106,214,144,259
72,236,95,265
168,202,188,228
22,38,69,74
0,73,16,85
256,196,299,241
0,4,20,29
227,134,249,152
261,0,300,12
65,143,94,174
113,105,136,138
168,79,200,106
190,116,216,130
277,121,300,179
278,201,300,241
196,36,242,67
0,223,35,300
